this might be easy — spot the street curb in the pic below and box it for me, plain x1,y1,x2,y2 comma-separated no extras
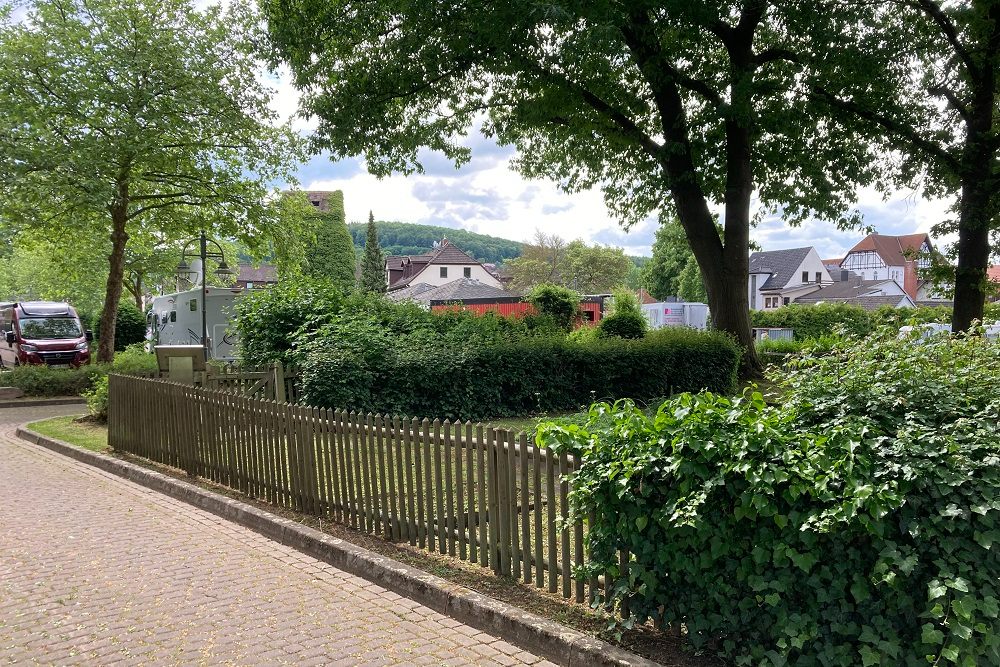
15,425,661,667
0,397,86,409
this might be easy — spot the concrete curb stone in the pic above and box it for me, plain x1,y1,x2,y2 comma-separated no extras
0,396,86,409
15,425,662,667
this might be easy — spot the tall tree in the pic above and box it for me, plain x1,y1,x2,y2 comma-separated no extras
0,0,305,361
808,0,1000,332
304,190,356,289
505,231,568,291
562,240,634,294
644,216,695,300
359,210,387,293
264,1,879,377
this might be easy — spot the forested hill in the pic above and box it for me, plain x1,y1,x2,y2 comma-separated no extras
347,221,524,264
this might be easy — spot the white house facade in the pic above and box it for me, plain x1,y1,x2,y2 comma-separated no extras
748,247,832,311
386,239,503,291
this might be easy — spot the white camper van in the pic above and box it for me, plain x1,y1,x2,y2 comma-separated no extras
149,286,245,360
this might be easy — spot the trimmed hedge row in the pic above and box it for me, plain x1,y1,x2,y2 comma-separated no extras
751,302,1000,341
542,330,1000,665
299,327,740,421
0,345,158,396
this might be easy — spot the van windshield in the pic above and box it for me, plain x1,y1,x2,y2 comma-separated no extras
19,317,82,340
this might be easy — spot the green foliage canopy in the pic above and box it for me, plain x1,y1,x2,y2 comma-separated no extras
0,0,306,361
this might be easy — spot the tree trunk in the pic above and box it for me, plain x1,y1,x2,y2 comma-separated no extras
96,203,129,363
951,177,991,332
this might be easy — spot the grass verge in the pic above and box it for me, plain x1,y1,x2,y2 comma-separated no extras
28,416,108,453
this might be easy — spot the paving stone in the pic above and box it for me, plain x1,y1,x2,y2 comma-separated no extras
0,408,547,666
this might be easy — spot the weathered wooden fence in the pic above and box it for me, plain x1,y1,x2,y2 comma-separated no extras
201,362,300,403
108,374,608,605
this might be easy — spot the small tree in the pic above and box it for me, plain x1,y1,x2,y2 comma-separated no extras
359,211,386,293
527,283,580,332
600,287,648,339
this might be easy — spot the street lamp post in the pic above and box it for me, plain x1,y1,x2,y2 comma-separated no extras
175,230,237,360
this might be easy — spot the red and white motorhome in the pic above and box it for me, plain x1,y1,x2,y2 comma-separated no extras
0,301,92,368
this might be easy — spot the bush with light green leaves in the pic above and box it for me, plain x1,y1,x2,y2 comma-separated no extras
541,328,1000,666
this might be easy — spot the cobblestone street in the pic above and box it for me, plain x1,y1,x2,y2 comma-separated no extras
0,407,555,666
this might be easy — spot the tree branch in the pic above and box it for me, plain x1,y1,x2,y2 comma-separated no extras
927,84,971,122
911,0,978,76
811,86,962,173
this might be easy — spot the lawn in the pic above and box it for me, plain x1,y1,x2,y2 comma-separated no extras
29,415,109,453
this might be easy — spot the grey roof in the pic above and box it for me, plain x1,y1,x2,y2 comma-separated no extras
852,295,914,310
388,278,511,305
748,247,812,289
794,276,896,302
385,282,438,302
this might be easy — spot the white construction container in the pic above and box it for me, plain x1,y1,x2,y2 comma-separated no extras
641,302,710,330
149,286,245,360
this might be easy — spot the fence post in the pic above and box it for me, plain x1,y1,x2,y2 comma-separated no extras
272,361,286,404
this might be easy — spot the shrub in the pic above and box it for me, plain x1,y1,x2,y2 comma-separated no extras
231,277,345,365
299,327,739,420
751,303,873,340
1,364,104,396
541,330,1000,665
111,344,158,375
113,302,147,350
82,375,109,422
526,283,580,331
599,312,647,339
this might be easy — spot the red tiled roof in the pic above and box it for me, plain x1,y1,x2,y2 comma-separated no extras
845,233,930,267
988,265,1000,284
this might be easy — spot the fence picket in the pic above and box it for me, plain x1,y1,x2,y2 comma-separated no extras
476,423,488,569
434,419,446,554
519,432,531,585
404,417,417,546
455,421,466,561
422,418,434,552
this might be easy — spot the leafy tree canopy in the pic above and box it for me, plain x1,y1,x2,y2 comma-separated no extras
0,0,307,360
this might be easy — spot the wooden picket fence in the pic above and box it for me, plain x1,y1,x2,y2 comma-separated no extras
201,362,300,403
107,374,614,605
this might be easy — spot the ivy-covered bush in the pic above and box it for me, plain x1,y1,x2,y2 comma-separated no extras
541,330,1000,666
299,326,739,420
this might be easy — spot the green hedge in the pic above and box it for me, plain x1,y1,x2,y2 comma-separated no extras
541,330,1000,665
1,345,158,397
299,327,739,421
751,302,1000,340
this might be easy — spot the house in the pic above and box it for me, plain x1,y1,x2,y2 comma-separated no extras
386,239,503,290
839,232,932,300
235,264,278,290
748,247,832,310
989,265,1000,302
794,272,916,310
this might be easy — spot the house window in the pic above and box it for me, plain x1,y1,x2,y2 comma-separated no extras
815,272,822,283
801,271,809,283
440,267,448,278
246,282,254,289
783,297,790,305
464,267,472,278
